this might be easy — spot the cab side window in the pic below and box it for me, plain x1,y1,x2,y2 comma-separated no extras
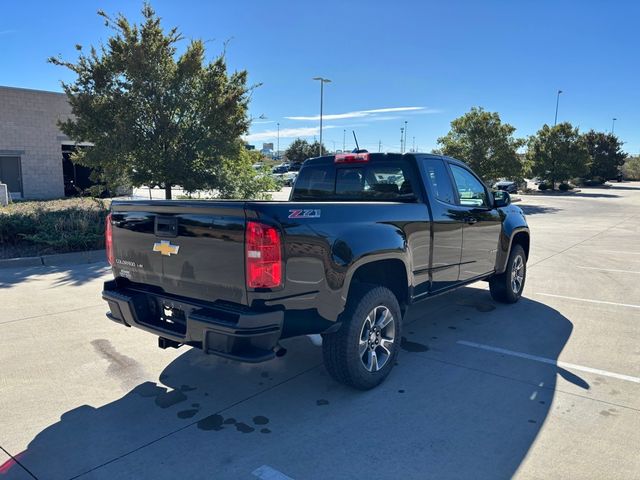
449,164,488,208
422,158,456,204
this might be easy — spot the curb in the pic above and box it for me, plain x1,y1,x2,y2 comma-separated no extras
0,249,106,269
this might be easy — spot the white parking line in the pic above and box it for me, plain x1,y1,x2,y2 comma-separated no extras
535,293,640,309
253,465,295,480
577,266,640,274
457,341,640,384
597,250,640,255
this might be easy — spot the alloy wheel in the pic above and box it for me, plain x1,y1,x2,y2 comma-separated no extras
358,305,396,372
511,254,525,294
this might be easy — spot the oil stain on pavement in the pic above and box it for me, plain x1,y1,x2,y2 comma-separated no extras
197,413,271,434
456,299,496,312
400,337,429,352
91,339,146,389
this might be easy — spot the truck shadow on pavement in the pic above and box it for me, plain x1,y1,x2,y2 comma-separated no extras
0,262,109,289
2,288,587,480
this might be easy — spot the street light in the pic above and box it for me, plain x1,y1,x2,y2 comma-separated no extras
612,118,617,135
554,89,563,126
312,77,331,156
276,122,280,160
403,121,408,153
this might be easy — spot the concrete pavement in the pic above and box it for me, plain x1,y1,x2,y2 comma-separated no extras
1,183,639,479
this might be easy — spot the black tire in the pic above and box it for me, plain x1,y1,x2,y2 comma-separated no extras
489,244,526,303
322,284,402,390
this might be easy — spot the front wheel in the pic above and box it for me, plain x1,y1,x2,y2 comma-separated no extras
322,284,401,390
489,244,526,303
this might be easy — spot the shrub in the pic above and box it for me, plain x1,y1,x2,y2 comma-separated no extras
538,183,549,191
583,179,605,186
0,198,109,258
558,183,570,191
622,156,640,180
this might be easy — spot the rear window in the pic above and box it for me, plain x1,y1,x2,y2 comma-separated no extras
291,161,418,201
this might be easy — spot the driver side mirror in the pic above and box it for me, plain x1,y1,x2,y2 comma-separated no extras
493,190,511,207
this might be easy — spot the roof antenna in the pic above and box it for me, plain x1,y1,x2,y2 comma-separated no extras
352,130,367,153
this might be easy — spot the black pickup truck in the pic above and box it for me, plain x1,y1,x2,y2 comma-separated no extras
103,152,530,389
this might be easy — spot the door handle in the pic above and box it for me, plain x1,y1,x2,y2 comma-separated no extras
465,217,478,225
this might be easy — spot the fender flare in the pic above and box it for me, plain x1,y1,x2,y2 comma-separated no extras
339,252,412,308
495,227,530,274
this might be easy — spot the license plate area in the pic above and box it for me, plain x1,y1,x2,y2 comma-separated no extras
160,304,186,333
139,296,188,335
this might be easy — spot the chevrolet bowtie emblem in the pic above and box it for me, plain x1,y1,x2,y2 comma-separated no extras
153,240,180,256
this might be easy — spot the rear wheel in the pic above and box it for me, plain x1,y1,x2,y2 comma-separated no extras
322,284,401,390
489,244,526,303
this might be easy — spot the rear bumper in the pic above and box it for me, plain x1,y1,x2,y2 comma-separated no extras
102,280,283,363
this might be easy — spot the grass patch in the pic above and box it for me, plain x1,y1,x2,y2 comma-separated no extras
0,198,110,259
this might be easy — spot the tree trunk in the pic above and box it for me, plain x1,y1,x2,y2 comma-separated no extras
164,184,172,200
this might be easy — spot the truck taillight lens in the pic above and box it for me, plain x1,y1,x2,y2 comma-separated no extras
105,213,114,266
246,221,282,289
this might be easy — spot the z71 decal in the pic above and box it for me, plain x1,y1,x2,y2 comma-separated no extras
288,209,321,219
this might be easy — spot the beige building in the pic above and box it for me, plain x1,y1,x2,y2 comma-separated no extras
0,85,77,199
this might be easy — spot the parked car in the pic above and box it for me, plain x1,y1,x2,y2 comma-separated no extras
283,171,297,186
272,170,297,186
287,162,303,172
103,153,530,390
494,180,518,193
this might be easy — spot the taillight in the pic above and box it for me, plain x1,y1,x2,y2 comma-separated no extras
105,213,114,266
334,152,370,163
245,221,282,289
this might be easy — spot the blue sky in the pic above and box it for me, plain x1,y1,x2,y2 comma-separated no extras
2,0,639,153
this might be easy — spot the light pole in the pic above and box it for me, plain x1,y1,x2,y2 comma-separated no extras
276,122,280,160
343,129,346,152
312,77,331,156
554,89,563,126
403,121,408,153
611,118,617,135
400,127,404,153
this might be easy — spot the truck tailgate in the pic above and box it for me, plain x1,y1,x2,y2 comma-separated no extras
110,201,248,306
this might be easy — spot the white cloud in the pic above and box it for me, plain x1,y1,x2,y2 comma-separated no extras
405,108,443,116
366,115,402,122
244,125,339,142
287,111,370,121
361,107,426,114
286,106,433,121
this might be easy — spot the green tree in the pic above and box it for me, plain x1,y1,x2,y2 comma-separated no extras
284,138,326,163
583,130,627,182
49,4,253,199
622,156,640,180
437,107,525,181
527,123,590,189
215,145,279,199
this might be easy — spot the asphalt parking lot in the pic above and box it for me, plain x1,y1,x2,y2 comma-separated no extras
1,183,639,480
